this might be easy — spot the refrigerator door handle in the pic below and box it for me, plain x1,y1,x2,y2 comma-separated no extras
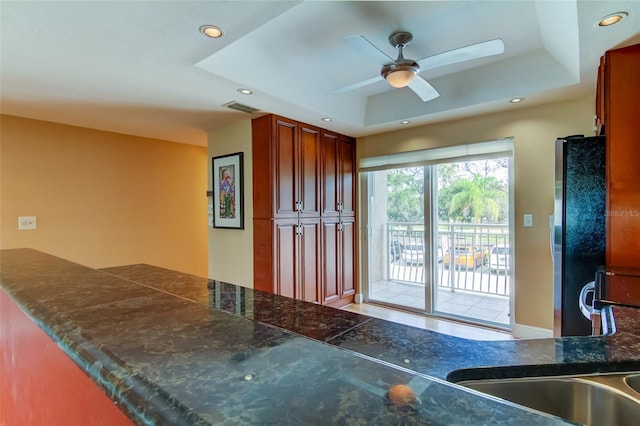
549,214,554,261
579,281,597,320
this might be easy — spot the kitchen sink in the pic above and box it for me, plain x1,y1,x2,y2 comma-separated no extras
625,374,640,394
457,372,640,426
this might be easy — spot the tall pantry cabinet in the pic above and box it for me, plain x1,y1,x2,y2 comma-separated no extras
252,114,356,308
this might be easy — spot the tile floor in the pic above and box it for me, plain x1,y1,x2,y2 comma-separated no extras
366,279,511,327
341,302,514,341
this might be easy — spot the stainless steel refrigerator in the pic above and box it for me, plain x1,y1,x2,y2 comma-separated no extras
553,135,606,336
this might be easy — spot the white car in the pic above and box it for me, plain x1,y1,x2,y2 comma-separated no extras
401,243,443,265
489,244,510,272
401,243,425,265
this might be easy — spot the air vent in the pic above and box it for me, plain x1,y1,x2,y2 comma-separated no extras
223,101,261,114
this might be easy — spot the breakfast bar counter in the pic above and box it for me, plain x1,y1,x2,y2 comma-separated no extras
3,249,640,425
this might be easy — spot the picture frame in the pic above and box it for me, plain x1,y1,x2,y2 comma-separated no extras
212,152,244,229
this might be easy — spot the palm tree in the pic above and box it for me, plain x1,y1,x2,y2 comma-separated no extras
445,174,506,223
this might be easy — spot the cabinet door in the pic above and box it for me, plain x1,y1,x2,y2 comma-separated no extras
273,219,298,298
340,136,356,217
298,125,321,218
340,218,356,300
321,218,356,307
605,44,640,266
321,131,340,217
299,218,320,303
273,117,298,218
321,218,340,305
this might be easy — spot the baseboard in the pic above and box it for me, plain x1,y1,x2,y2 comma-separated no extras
512,323,553,339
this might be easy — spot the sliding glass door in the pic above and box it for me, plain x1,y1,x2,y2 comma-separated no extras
363,142,513,329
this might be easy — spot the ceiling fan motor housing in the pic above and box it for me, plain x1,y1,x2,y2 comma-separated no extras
382,32,420,88
388,31,413,48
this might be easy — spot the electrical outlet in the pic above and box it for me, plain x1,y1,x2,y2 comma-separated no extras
18,216,37,230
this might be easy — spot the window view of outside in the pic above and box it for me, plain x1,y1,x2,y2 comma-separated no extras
370,158,511,326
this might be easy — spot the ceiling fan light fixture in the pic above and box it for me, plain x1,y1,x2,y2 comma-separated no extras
382,63,418,88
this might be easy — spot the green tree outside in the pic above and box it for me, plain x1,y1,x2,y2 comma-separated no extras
387,159,508,224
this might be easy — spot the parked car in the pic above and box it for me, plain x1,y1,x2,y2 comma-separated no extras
489,244,510,272
401,242,425,265
443,245,487,269
401,242,443,265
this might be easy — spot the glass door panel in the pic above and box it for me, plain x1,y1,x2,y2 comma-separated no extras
432,159,511,327
367,167,426,311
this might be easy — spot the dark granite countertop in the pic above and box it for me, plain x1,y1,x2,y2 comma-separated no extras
4,249,639,425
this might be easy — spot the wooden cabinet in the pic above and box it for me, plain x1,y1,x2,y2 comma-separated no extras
319,131,356,307
321,131,356,218
271,218,320,303
602,44,640,267
252,115,320,219
321,217,356,307
252,114,355,307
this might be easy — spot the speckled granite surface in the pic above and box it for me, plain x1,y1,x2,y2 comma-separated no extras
100,262,640,382
4,249,638,425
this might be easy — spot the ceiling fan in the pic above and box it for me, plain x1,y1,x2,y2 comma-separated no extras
332,31,505,102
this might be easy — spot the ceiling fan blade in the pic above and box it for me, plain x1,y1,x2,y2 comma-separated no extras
408,76,440,102
345,35,395,66
417,39,505,72
330,75,384,94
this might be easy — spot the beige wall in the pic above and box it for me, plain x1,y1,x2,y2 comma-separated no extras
1,115,208,276
358,95,596,331
207,120,254,287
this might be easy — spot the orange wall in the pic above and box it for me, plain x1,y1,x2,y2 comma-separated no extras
0,115,208,276
1,290,134,425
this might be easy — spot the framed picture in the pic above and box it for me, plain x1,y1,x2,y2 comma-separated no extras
212,152,244,229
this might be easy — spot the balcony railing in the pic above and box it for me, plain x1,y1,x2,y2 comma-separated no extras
387,222,510,296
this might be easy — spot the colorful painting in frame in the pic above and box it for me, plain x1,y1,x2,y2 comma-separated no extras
212,152,244,229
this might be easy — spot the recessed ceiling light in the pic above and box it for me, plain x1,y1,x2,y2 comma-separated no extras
400,120,410,125
597,12,628,27
321,117,332,122
237,88,253,95
200,25,223,38
510,97,524,103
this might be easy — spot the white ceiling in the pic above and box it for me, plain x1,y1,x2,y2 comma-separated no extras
1,1,639,147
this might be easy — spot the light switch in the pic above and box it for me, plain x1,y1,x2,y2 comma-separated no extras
18,216,37,230
523,214,533,227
